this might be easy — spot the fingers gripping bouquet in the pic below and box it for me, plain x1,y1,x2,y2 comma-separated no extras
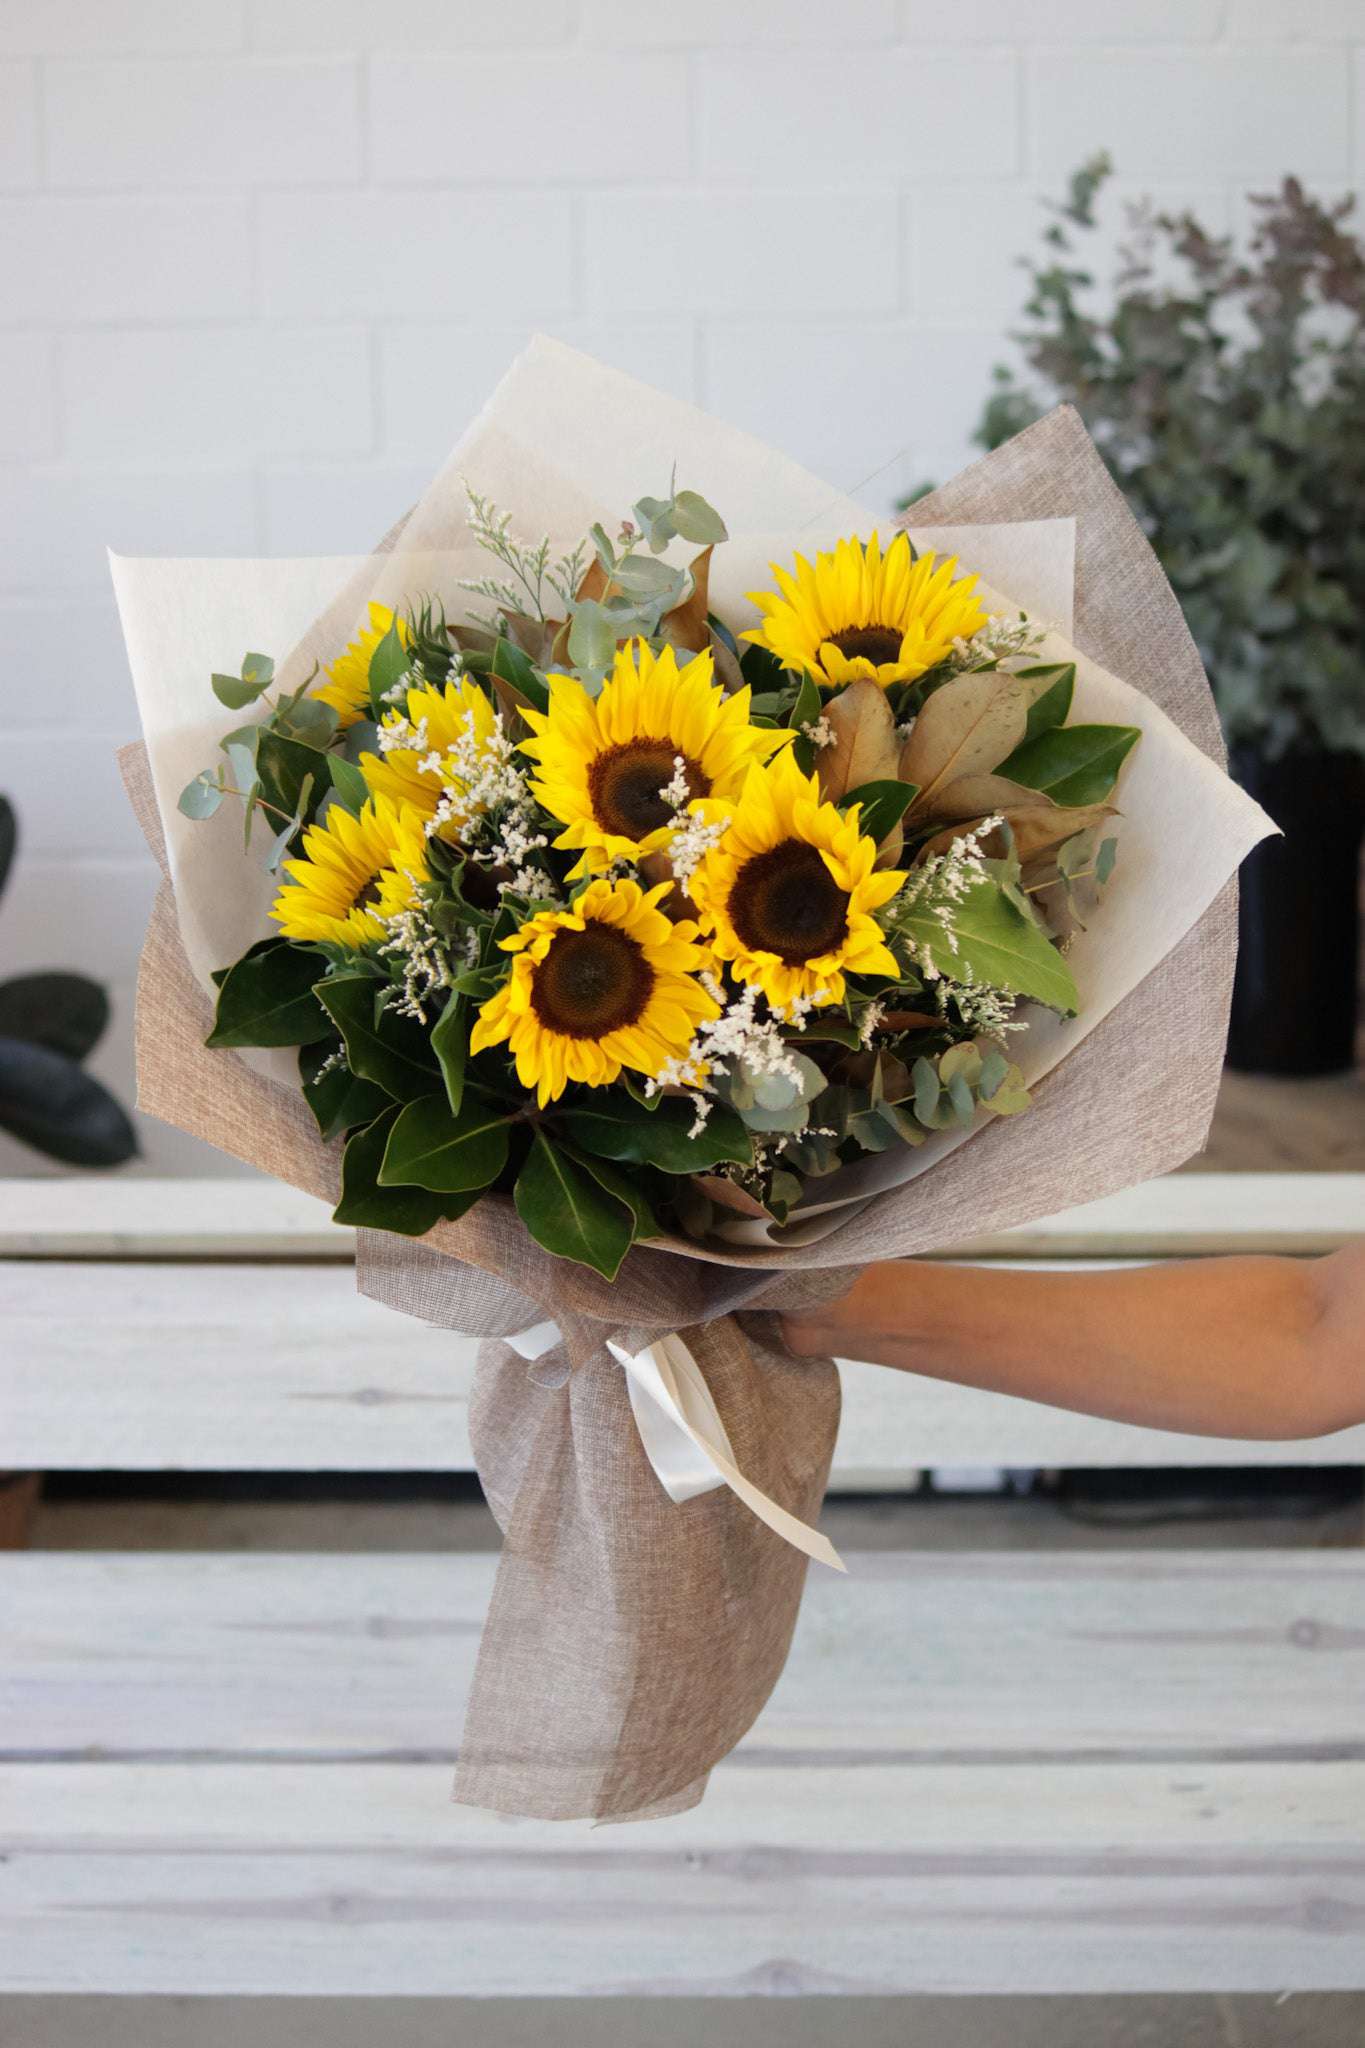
117,340,1273,1821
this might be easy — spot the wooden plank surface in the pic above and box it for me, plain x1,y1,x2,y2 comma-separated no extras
1,1172,1360,1261
7,1259,1365,1475
2,1551,1362,1995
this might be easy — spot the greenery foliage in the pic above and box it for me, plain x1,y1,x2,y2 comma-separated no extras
974,159,1365,758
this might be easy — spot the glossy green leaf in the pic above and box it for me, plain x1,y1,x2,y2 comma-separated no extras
429,995,467,1115
513,1129,634,1280
315,975,438,1100
841,777,918,843
299,1042,388,1143
898,877,1079,1014
558,1093,752,1172
1018,663,1076,741
367,616,410,716
998,722,1140,806
332,1108,482,1236
560,1141,660,1240
0,972,108,1059
378,1090,510,1194
207,941,329,1049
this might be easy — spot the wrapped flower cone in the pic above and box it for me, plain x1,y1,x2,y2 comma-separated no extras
115,339,1272,1821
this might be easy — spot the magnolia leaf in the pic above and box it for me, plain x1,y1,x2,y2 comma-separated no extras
378,1091,510,1194
901,671,1030,813
207,941,329,1049
559,1093,751,1172
367,617,409,715
899,876,1079,1014
299,1042,388,1143
914,776,1115,867
998,722,1141,806
316,975,439,1101
332,1108,481,1236
690,1172,772,1219
429,995,467,1115
1018,662,1076,740
514,1129,634,1280
562,1142,660,1240
818,678,901,802
659,544,713,655
842,777,918,847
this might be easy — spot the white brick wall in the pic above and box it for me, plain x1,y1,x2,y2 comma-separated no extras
0,0,1361,1175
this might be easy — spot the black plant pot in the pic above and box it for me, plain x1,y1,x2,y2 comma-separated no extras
1226,744,1365,1076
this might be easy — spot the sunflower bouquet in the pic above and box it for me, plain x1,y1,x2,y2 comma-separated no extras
117,339,1273,1823
178,483,1140,1279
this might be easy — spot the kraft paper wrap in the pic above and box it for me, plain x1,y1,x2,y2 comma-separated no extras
118,349,1265,1823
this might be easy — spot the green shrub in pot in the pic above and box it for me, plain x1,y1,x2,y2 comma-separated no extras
973,160,1365,1074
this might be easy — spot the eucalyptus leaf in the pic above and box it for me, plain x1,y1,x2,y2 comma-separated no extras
212,670,270,710
567,599,620,675
178,768,226,820
670,490,728,545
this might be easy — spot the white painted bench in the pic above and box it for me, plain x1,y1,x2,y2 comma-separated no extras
2,1173,1363,1997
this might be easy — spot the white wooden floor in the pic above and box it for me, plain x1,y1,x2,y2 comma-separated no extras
3,1550,1363,1997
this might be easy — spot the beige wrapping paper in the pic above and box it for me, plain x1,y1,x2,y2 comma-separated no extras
119,354,1266,1822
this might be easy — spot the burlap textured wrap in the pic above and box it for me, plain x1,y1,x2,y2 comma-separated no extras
120,382,1253,1824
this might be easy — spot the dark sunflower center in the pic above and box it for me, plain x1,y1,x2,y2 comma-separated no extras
728,839,850,965
531,922,655,1040
350,875,383,914
588,739,709,841
827,623,903,666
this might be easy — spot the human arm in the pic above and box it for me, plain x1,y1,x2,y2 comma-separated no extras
781,1244,1365,1442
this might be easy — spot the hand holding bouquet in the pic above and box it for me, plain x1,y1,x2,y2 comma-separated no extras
117,340,1273,1820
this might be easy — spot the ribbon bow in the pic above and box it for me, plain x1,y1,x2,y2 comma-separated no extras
507,1321,844,1573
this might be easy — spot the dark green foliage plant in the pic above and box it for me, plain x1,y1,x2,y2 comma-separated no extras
974,158,1365,758
0,795,138,1168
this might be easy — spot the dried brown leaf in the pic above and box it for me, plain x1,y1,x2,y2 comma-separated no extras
659,545,713,655
901,673,1030,814
818,678,901,803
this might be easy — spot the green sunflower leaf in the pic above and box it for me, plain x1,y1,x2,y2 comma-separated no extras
206,940,330,1049
514,1129,634,1280
316,975,440,1101
299,1042,389,1143
558,1093,752,1173
333,1107,483,1236
998,722,1140,807
378,1089,510,1194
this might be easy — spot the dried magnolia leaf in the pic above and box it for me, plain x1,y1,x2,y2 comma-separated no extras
878,1008,944,1032
901,673,1030,815
708,624,745,693
915,776,1116,866
817,678,901,803
660,545,713,655
690,1172,771,1218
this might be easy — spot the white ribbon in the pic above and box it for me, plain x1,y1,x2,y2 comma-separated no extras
507,1320,844,1574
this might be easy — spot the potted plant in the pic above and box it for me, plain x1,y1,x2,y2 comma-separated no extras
972,160,1365,1075
0,794,138,1166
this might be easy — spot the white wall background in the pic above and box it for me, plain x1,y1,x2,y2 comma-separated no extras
1,0,1362,1173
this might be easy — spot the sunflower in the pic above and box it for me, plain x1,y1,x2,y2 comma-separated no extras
358,676,502,839
743,531,987,692
272,793,429,949
314,602,411,729
518,638,786,878
690,748,906,1009
470,877,719,1107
